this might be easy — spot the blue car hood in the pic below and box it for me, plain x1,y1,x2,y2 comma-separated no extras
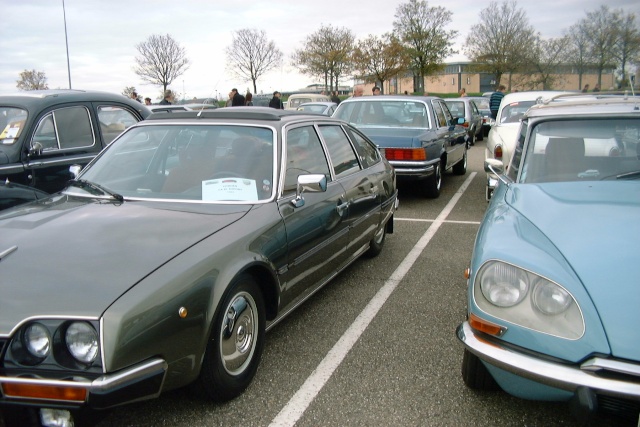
506,182,640,360
0,195,250,335
356,127,430,148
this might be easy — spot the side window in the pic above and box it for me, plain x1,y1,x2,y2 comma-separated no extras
345,126,380,169
439,101,454,125
284,126,331,194
508,121,528,181
98,106,140,144
432,102,447,127
32,114,58,151
55,106,94,149
318,125,361,178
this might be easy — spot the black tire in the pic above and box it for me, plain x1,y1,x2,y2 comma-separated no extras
422,161,441,198
452,147,467,175
365,220,387,257
1,406,39,427
461,349,500,391
192,274,265,402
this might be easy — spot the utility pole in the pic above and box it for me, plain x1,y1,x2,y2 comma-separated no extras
62,0,72,89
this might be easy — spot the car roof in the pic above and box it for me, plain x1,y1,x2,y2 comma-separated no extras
0,89,150,115
299,102,336,106
500,90,574,105
524,94,640,119
143,106,343,124
338,95,443,103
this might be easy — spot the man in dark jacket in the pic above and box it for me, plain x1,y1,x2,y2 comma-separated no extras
231,88,245,106
159,90,174,105
489,85,505,119
269,91,284,109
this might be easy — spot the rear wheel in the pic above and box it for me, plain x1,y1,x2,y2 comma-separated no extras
365,220,387,257
453,148,467,175
192,274,265,402
422,161,441,198
461,349,500,391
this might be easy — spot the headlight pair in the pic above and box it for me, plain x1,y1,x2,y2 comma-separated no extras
12,320,99,367
474,260,584,339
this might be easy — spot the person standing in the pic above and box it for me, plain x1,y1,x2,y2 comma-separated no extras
331,91,341,105
489,85,505,119
372,86,381,95
351,86,364,97
159,90,174,105
269,91,284,109
582,84,590,93
231,88,245,106
144,97,152,106
459,88,467,97
130,91,141,103
245,92,253,106
593,84,600,92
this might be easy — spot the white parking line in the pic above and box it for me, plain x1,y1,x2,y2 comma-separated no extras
269,172,477,427
396,217,481,225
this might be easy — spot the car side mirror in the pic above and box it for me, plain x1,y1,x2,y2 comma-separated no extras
69,164,82,179
291,174,327,208
484,158,504,175
29,141,43,157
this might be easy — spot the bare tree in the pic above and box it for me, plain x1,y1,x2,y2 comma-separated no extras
521,36,571,90
581,6,620,88
134,34,190,93
614,12,640,88
292,25,354,92
566,22,592,90
393,0,458,93
352,34,410,93
463,1,537,90
16,69,48,90
226,29,283,94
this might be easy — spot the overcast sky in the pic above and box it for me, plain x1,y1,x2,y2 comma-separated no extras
2,0,638,101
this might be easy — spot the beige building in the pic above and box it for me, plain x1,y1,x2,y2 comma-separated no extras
363,62,618,95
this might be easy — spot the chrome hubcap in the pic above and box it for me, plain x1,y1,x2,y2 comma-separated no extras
220,293,257,374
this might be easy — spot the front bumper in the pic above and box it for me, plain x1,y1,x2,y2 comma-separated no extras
457,321,640,401
0,358,167,410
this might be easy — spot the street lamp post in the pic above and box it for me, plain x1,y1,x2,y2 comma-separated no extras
62,0,71,89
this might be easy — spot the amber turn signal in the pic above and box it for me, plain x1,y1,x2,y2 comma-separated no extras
1,382,87,402
469,313,506,337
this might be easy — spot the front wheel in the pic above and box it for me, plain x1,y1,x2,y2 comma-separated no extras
192,274,265,402
461,349,500,391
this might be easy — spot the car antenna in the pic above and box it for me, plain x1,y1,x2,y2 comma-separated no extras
198,79,221,117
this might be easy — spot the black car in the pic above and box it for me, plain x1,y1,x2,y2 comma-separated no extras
0,89,150,209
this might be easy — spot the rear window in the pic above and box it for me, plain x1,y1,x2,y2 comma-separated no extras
0,107,28,145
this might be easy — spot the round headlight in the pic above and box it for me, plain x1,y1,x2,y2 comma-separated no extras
532,279,573,315
480,262,529,307
24,323,51,359
65,322,99,364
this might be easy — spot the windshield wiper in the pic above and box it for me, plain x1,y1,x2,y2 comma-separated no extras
68,179,124,202
616,170,640,180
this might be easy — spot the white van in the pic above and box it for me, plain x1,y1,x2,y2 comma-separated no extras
286,93,331,110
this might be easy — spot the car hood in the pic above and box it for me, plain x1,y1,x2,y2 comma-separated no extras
356,127,431,148
506,182,640,359
0,196,251,335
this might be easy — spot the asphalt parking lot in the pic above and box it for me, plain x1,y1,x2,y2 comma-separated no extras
6,141,624,427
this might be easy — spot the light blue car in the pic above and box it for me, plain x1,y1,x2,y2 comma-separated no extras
457,94,640,423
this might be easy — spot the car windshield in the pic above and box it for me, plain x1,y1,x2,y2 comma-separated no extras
499,101,536,124
71,124,275,203
514,118,640,183
471,98,490,111
0,107,28,145
334,100,430,128
298,104,327,113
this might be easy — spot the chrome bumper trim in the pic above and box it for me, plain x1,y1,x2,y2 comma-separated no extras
457,321,640,400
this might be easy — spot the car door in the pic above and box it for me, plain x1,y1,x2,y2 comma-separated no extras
25,104,103,194
277,124,350,308
317,124,380,257
434,100,466,168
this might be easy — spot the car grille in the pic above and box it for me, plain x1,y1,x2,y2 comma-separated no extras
598,395,640,422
